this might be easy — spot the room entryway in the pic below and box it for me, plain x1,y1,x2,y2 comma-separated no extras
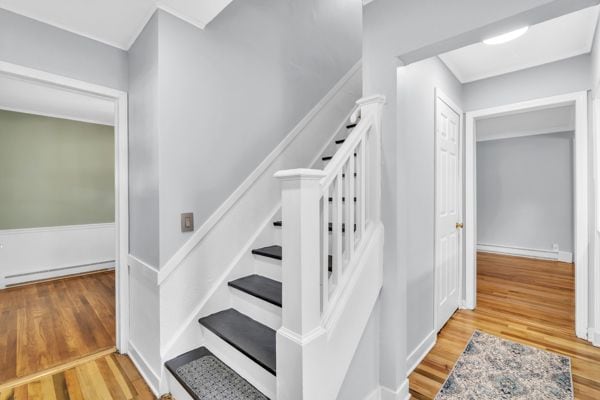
0,62,132,392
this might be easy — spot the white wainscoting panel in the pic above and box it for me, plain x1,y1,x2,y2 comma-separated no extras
0,223,115,287
127,254,161,395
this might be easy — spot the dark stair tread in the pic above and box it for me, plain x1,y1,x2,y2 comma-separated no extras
342,173,358,178
252,244,333,270
228,274,282,307
322,153,357,161
273,221,356,233
335,139,345,144
252,245,282,260
199,309,276,375
346,123,357,129
165,347,267,400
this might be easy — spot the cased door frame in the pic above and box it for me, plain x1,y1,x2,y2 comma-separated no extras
593,87,600,346
434,88,464,332
0,61,130,352
465,91,589,340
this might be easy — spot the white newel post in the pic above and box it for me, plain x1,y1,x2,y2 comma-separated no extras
274,168,326,400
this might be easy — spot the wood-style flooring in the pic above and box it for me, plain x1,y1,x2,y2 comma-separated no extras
409,252,600,400
0,271,116,384
0,352,155,400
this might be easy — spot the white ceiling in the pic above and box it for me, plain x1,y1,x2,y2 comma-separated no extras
476,105,575,142
440,6,600,83
0,0,234,50
0,74,115,126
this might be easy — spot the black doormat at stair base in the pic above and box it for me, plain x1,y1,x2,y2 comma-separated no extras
173,347,269,400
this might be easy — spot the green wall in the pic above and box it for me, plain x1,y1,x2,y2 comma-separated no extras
0,110,114,229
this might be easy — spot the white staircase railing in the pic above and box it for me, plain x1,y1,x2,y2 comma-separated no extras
274,95,385,400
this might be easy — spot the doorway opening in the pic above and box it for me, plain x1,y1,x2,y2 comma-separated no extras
465,92,588,338
0,61,129,382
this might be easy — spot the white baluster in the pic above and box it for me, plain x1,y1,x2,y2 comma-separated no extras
359,137,367,237
321,191,329,312
333,172,343,283
346,151,355,259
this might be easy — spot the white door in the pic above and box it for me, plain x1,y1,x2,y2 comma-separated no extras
435,93,461,331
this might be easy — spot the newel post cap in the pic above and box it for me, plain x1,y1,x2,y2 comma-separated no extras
274,168,326,181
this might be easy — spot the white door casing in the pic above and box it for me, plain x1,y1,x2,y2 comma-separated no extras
435,90,462,331
0,61,130,352
464,91,589,340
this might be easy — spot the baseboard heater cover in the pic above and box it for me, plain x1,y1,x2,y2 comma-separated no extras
477,244,573,263
4,260,115,287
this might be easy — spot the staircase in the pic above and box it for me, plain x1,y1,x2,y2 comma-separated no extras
164,95,385,400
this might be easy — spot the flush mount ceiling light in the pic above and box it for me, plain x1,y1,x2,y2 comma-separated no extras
483,26,529,45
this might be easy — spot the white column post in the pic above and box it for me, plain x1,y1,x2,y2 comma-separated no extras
274,168,326,400
356,95,385,223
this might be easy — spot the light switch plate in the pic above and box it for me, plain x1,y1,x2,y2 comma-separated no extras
181,212,194,232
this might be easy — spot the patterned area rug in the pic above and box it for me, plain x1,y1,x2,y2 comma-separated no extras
176,355,268,400
436,331,573,399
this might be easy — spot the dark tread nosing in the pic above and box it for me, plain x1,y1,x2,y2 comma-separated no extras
228,274,282,307
198,309,276,375
251,245,282,260
335,139,345,144
252,244,333,270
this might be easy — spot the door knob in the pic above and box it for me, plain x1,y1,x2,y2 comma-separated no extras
456,222,464,229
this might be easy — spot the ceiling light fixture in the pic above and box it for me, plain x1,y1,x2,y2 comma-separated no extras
483,26,529,45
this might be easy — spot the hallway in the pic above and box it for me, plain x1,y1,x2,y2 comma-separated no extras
409,252,600,399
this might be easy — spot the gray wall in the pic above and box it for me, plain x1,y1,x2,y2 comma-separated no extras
477,133,574,253
592,16,600,94
399,57,463,355
155,1,362,265
0,9,128,91
128,14,160,267
464,54,592,111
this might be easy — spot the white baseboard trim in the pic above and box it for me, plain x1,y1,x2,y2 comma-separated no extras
379,379,410,400
407,329,437,374
587,327,600,347
128,341,161,397
477,243,573,263
2,260,114,288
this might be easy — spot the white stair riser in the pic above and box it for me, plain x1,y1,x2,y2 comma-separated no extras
230,287,282,331
253,256,281,282
166,370,195,400
202,328,276,399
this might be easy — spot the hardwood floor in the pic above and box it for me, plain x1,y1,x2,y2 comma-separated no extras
0,352,155,400
0,271,116,384
409,252,600,400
